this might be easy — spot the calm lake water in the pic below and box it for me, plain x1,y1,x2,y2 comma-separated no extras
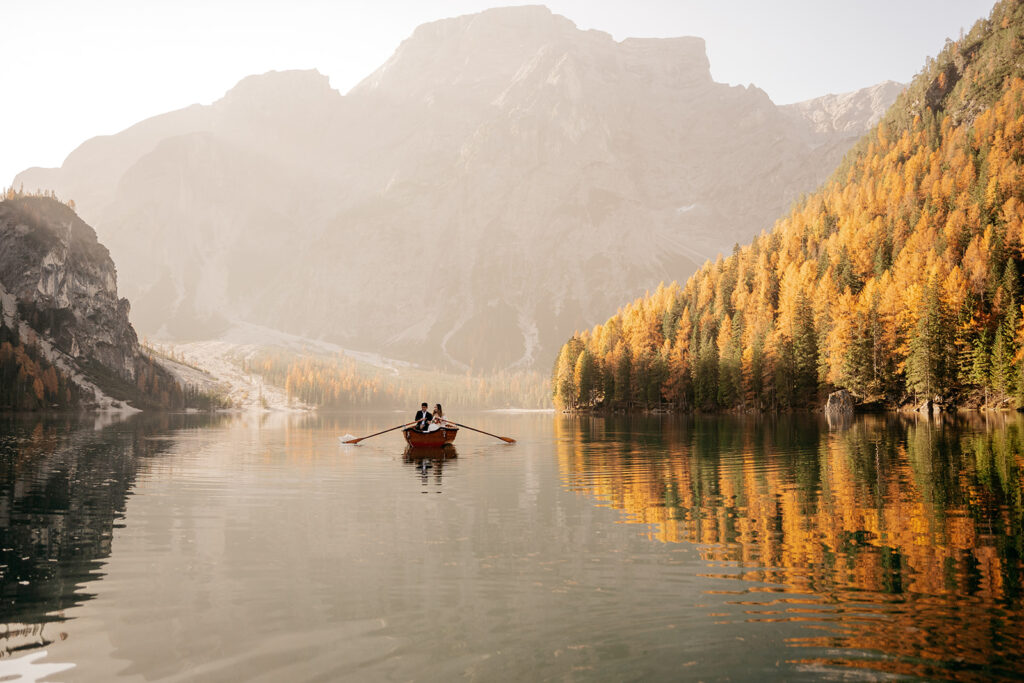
0,411,1022,681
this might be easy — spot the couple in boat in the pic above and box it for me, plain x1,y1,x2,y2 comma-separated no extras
414,402,453,433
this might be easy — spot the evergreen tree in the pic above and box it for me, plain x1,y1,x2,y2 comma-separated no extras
842,312,874,396
573,348,597,407
661,296,684,341
647,352,668,405
694,335,719,409
969,329,992,398
553,337,584,408
1001,259,1020,303
834,246,859,294
792,292,819,400
992,309,1019,397
614,346,632,404
906,281,956,400
602,356,616,406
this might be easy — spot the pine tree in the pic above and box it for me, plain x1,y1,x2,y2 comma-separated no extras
1001,259,1020,303
661,296,684,341
614,344,632,404
791,292,819,402
573,348,597,407
553,337,584,408
991,324,1013,397
694,333,720,409
906,280,956,401
835,246,859,294
992,308,1019,398
969,329,992,403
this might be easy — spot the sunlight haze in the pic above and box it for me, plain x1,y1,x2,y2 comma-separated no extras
4,1,1024,679
2,0,994,187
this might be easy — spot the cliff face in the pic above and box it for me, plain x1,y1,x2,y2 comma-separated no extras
781,81,906,137
0,197,181,410
14,6,902,370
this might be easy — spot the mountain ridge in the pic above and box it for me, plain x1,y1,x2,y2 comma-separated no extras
14,6,901,371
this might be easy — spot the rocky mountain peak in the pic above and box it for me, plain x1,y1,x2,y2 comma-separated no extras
213,69,341,132
782,80,906,137
355,6,574,98
354,5,711,101
618,36,711,88
219,69,338,107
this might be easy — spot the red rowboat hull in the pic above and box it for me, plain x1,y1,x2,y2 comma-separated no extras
403,427,458,448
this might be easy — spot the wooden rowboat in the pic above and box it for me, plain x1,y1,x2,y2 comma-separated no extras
403,426,458,448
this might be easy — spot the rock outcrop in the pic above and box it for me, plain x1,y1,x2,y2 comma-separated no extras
13,6,903,370
824,389,854,416
781,81,905,137
0,197,182,410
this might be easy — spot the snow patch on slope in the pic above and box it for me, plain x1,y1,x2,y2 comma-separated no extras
156,322,415,411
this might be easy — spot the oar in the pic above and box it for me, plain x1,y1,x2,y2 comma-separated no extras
342,421,417,444
449,421,516,444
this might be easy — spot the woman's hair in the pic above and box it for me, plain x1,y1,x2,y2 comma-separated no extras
434,403,443,417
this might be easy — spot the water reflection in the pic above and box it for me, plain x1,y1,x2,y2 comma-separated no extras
555,413,1024,680
0,412,224,657
404,445,457,491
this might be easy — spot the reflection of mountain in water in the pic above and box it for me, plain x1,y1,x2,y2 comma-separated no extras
0,413,223,655
554,414,1024,680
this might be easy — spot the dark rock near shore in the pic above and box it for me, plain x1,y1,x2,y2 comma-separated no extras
824,389,854,416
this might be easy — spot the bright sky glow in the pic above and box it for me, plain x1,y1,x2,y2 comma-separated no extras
1,0,996,187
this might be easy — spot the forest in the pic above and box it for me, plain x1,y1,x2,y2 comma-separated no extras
553,0,1024,412
0,315,83,410
248,351,551,410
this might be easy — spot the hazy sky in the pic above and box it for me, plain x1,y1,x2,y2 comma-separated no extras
2,0,995,187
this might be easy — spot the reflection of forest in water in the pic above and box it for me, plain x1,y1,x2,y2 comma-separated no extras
555,413,1024,680
0,413,223,656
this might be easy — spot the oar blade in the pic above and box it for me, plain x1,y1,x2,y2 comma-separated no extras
340,422,416,446
500,436,516,443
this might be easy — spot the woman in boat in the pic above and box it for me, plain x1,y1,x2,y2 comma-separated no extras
426,404,451,432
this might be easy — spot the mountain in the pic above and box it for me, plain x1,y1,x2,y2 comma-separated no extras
0,195,186,410
552,0,1024,412
14,5,900,371
781,80,905,136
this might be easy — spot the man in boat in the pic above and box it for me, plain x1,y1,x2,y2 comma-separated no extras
414,403,433,432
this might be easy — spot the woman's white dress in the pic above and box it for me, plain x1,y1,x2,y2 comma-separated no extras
426,417,448,432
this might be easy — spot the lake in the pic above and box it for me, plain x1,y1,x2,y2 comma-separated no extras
0,411,1021,681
